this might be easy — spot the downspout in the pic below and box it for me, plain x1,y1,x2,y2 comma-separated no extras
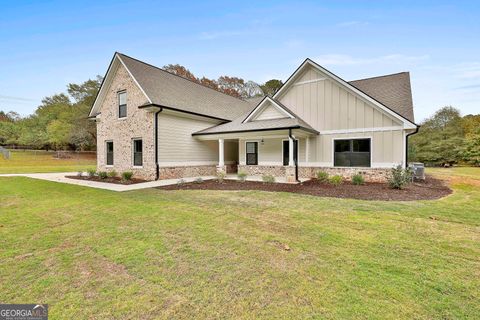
288,128,300,183
405,126,419,166
154,108,163,180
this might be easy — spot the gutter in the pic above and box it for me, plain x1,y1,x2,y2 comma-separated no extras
405,126,420,166
154,108,163,180
288,128,300,183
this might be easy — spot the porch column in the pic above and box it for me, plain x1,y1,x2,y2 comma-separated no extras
288,136,294,166
218,138,225,167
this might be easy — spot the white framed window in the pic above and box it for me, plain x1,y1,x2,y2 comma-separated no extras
106,141,114,166
132,138,143,167
333,138,371,167
118,91,127,118
245,141,258,165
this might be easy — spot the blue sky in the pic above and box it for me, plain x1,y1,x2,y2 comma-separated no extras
1,0,479,121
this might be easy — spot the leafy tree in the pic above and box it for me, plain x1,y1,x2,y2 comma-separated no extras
163,64,198,82
410,106,464,165
260,79,283,96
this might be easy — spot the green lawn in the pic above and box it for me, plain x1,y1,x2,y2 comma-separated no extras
0,150,96,174
0,168,479,319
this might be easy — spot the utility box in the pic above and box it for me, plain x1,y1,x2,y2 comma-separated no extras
409,162,425,181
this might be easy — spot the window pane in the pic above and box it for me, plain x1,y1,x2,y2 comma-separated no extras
334,140,350,152
246,153,257,165
119,105,127,118
134,140,142,152
352,139,370,152
349,152,370,167
133,139,143,166
118,92,126,105
106,142,113,165
246,142,256,153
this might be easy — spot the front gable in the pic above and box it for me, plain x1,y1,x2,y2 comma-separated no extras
89,53,151,118
244,97,294,122
274,59,417,132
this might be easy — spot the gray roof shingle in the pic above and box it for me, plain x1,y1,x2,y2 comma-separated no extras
193,98,318,135
348,72,415,122
118,53,253,121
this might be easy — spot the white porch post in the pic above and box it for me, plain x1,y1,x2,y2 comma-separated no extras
288,136,294,167
218,138,225,167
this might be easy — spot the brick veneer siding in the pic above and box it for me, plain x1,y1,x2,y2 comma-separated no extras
96,64,155,180
238,165,390,182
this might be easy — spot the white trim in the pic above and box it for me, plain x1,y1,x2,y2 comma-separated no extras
89,54,152,117
244,140,260,165
281,138,299,167
332,136,373,168
218,138,225,167
273,59,417,129
158,161,235,167
293,78,326,86
117,54,152,105
243,97,294,123
319,126,403,135
105,140,114,166
132,138,143,167
306,137,310,163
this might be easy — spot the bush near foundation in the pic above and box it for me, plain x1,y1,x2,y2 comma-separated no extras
316,171,329,183
388,165,412,189
352,174,365,185
329,175,343,186
262,174,275,183
122,171,134,181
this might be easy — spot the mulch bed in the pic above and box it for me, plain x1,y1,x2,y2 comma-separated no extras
66,175,147,185
157,175,452,201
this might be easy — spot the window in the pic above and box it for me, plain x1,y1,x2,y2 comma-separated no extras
133,139,143,166
118,91,127,118
282,139,298,166
106,141,114,166
334,138,371,167
246,142,258,165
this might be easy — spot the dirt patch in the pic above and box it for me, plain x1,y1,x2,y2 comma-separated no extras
157,175,451,201
66,175,146,185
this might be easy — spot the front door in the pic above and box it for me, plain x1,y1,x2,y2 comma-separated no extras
283,140,298,166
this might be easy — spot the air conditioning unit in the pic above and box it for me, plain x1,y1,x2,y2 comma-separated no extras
409,162,425,181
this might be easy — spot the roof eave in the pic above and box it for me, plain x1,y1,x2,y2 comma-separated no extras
192,125,319,136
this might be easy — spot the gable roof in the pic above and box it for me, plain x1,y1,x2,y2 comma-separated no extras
348,72,414,122
273,59,418,128
193,97,318,135
89,53,253,121
243,96,294,123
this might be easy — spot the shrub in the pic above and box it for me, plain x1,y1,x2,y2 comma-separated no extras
122,171,134,181
194,177,203,184
237,171,247,182
262,174,275,183
87,168,96,178
216,171,226,183
77,171,83,177
388,165,412,189
177,178,186,185
329,175,343,186
108,170,117,178
316,170,329,182
98,171,108,179
352,174,365,185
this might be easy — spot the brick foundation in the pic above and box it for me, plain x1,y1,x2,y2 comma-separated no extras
238,165,390,183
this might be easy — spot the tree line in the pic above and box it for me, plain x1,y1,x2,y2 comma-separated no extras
0,64,284,150
409,106,480,166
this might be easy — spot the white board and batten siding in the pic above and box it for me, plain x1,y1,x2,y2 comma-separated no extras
278,65,406,167
252,102,289,121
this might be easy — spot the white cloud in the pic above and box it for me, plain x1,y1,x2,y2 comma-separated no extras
0,94,35,103
312,54,430,66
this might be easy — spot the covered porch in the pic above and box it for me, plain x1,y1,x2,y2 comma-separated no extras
195,128,318,183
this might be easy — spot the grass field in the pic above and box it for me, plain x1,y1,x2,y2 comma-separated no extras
0,168,479,319
0,150,96,174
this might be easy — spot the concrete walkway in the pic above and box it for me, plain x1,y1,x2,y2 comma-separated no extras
0,172,216,192
0,172,310,192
